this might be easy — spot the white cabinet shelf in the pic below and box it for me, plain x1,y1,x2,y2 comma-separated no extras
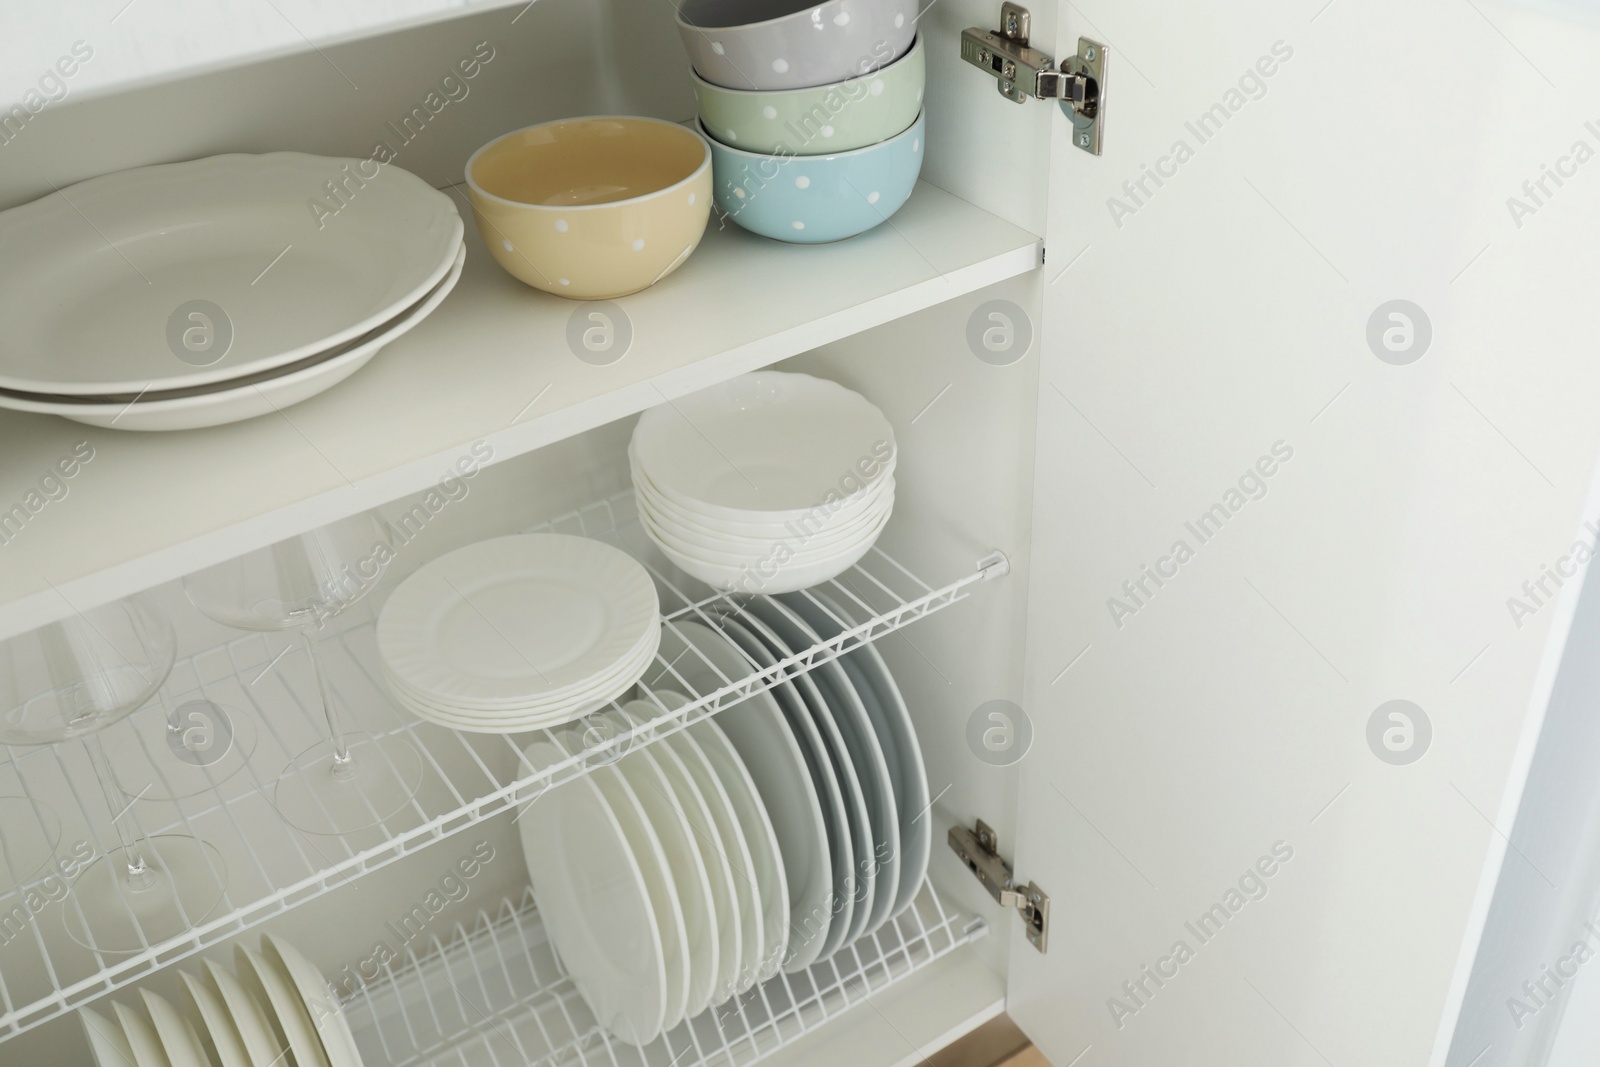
0,181,1038,642
0,492,1007,1042
341,881,985,1067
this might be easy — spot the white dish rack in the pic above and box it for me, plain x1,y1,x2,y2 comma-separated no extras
0,490,1007,1043
342,881,984,1067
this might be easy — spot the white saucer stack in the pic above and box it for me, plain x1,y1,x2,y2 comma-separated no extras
0,153,463,431
377,535,661,733
630,372,897,594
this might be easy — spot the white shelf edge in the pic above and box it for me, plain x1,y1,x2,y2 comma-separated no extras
0,194,1037,642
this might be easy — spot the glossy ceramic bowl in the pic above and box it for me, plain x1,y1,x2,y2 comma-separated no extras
694,35,924,155
677,0,918,91
466,117,712,299
704,110,923,244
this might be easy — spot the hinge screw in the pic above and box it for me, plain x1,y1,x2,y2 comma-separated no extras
1084,45,1098,61
1004,12,1020,34
1078,133,1091,148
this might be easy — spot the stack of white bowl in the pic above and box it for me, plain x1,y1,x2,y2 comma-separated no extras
630,372,896,594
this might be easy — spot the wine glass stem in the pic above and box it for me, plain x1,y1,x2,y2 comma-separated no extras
83,732,156,889
299,628,357,780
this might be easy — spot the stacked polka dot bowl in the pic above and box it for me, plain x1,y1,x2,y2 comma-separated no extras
676,0,927,244
465,117,712,299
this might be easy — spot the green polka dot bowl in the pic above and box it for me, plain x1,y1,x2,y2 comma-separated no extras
703,109,924,244
694,35,924,156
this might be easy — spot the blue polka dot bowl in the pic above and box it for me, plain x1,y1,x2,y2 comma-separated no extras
703,110,924,244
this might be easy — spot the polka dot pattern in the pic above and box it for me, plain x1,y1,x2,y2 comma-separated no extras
681,0,918,90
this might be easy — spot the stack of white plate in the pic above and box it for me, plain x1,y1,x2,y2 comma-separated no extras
517,591,929,1047
0,153,463,431
81,934,363,1067
377,534,661,734
630,372,897,594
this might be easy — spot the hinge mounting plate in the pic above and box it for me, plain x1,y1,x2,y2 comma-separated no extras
948,818,1050,952
958,3,1108,155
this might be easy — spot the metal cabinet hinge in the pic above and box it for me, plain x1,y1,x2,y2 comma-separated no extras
959,2,1108,155
948,818,1050,952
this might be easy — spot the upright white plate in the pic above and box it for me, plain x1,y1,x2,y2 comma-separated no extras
0,242,466,432
142,990,212,1067
379,534,660,707
204,959,284,1067
745,596,898,938
648,621,832,972
622,700,743,1009
263,935,364,1067
684,706,791,984
632,372,896,519
516,738,669,1046
113,1000,173,1067
179,969,253,1067
603,716,720,1020
0,153,462,395
714,609,866,958
235,944,332,1067
80,1006,136,1067
782,591,931,920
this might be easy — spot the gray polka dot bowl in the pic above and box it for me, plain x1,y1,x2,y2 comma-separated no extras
694,35,923,155
704,110,923,244
677,0,918,91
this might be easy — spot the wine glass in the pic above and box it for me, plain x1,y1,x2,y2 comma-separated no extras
0,595,228,953
183,511,421,836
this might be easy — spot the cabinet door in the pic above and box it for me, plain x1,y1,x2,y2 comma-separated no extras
1006,2,1600,1065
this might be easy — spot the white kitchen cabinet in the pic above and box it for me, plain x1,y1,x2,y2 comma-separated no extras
2,1,1598,1065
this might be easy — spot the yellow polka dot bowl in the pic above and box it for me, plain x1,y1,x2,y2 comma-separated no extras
465,117,712,300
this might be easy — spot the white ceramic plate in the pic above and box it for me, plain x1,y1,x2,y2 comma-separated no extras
622,700,742,1009
0,153,462,396
745,596,899,936
235,944,332,1067
639,693,764,999
80,1006,136,1067
630,447,894,536
602,714,720,1020
684,704,790,983
648,621,831,972
179,969,253,1067
114,1000,173,1067
631,372,895,519
388,624,661,733
379,534,660,707
0,242,465,431
782,590,930,920
516,738,669,1046
713,609,865,958
651,523,885,596
204,959,285,1067
263,935,364,1067
633,479,889,556
636,493,893,567
142,990,212,1067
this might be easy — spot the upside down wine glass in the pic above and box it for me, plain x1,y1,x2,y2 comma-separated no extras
0,595,228,952
183,511,421,836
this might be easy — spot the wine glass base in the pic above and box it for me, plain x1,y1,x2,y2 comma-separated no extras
62,835,227,953
109,700,259,801
0,796,62,891
273,734,423,836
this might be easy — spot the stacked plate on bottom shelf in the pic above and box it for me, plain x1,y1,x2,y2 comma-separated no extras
377,534,661,733
0,153,464,431
631,371,897,594
80,934,362,1067
516,589,929,1047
